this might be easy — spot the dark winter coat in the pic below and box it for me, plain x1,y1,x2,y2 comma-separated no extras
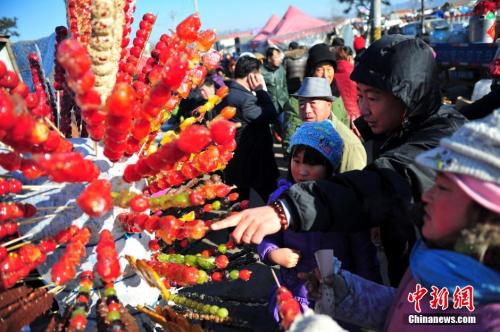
220,80,279,189
460,85,500,120
284,48,308,94
279,35,466,284
261,62,289,113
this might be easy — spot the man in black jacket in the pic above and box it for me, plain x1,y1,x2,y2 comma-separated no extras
212,35,466,285
220,56,279,202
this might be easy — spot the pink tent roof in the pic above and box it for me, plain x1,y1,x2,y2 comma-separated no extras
253,14,281,42
272,6,329,36
250,6,333,48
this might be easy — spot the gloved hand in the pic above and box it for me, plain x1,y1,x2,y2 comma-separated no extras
298,268,350,316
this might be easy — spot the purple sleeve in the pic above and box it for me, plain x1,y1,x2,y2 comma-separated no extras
257,232,284,265
334,270,397,330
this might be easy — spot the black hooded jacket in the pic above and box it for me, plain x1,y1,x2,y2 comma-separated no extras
280,36,466,284
280,36,466,245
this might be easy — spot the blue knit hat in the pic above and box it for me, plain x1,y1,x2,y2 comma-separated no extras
289,121,344,169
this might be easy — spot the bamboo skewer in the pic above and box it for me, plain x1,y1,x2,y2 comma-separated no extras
47,285,66,295
56,90,61,132
22,184,64,190
36,206,74,211
137,140,147,157
7,241,31,251
18,214,57,225
44,117,65,139
41,283,56,289
270,268,281,288
1,233,32,247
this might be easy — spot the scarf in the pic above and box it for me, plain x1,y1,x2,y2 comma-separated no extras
410,239,500,304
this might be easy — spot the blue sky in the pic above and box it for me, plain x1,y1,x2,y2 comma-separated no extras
1,0,359,42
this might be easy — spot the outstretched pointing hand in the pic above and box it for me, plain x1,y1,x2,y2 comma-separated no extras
211,206,282,244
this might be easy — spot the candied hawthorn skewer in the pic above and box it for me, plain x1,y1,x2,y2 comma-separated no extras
95,230,121,284
77,179,112,218
57,39,105,140
51,227,91,285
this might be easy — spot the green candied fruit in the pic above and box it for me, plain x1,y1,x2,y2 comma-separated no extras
172,192,190,206
196,257,215,270
211,200,221,210
175,296,186,305
106,311,121,322
229,270,239,280
78,286,91,294
202,304,211,313
217,308,229,318
217,244,227,254
185,255,197,266
104,287,117,297
197,270,208,284
184,299,195,308
157,253,170,263
171,254,185,264
209,305,219,315
71,307,87,317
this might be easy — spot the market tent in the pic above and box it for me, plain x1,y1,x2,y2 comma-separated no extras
250,6,334,49
250,14,281,48
272,6,330,38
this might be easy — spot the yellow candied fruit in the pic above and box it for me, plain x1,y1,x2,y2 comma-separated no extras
161,110,171,122
204,101,215,111
198,105,209,114
160,130,178,145
147,145,158,154
180,211,196,222
180,117,197,131
208,95,220,104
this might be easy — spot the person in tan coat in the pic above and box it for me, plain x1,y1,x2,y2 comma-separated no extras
292,77,367,172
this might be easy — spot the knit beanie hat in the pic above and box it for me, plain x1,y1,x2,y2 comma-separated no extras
416,110,500,184
305,43,337,76
289,121,344,170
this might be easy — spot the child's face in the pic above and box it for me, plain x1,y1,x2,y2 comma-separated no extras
291,150,328,183
421,173,471,245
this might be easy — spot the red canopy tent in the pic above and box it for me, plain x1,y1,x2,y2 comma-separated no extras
251,6,334,48
250,15,281,48
273,6,329,37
